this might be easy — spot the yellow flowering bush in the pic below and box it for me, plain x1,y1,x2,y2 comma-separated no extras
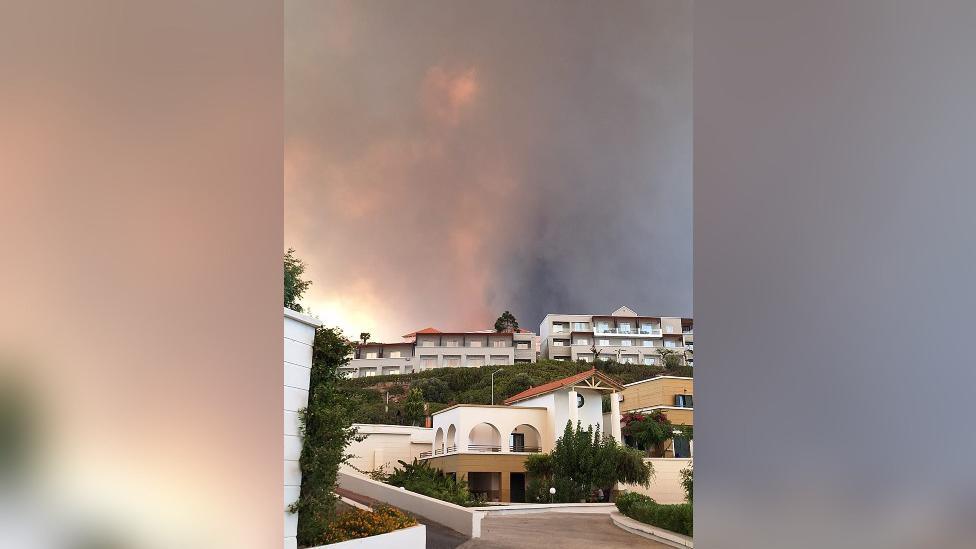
320,504,418,544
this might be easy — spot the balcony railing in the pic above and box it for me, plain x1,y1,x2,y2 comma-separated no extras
593,327,662,336
419,450,432,458
510,445,542,453
468,444,502,453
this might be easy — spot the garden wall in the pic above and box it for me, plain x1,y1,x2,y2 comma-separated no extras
338,471,484,538
309,524,426,549
342,424,433,473
618,458,691,504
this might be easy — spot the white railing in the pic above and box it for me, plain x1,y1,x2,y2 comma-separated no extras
593,327,662,336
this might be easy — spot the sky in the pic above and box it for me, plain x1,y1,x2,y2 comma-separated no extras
285,0,692,341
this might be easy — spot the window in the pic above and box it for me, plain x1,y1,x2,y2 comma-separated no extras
598,338,610,346
444,356,460,368
622,356,636,364
491,355,508,365
446,338,459,347
673,437,691,458
599,355,611,362
675,394,694,408
516,342,529,349
573,322,588,331
467,356,484,367
642,340,654,347
665,325,675,334
492,339,507,348
619,323,632,333
621,339,632,346
596,322,609,332
574,338,588,346
641,323,653,333
421,339,434,347
552,323,564,333
553,340,565,346
420,356,437,368
363,370,376,377
386,369,400,375
665,340,677,348
643,356,656,365
365,351,378,359
389,350,401,358
578,355,592,362
469,339,482,347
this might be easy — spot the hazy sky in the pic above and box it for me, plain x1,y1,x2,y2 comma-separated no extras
285,0,691,340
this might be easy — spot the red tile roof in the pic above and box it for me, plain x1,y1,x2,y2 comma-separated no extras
401,327,443,338
504,369,624,405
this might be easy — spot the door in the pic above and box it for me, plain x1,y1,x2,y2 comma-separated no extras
511,433,525,452
510,473,526,503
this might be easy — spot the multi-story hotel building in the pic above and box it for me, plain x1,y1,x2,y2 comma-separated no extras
538,306,693,367
340,327,538,378
619,375,694,458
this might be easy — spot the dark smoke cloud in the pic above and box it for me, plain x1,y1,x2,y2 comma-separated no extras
286,0,691,340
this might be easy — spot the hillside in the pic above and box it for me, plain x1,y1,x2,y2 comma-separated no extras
338,359,693,425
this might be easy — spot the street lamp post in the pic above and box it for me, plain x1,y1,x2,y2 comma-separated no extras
491,368,503,405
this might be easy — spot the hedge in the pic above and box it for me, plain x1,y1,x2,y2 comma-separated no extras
615,492,693,537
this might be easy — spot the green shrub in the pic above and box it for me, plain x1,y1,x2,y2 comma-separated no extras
382,459,484,507
320,504,417,545
680,466,693,502
615,492,693,536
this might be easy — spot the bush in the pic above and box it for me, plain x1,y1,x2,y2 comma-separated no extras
680,466,693,502
615,492,693,537
382,459,484,507
320,504,417,544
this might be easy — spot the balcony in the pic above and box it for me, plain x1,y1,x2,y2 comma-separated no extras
593,327,662,336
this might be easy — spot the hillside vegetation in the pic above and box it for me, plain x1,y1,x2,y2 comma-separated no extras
338,359,693,425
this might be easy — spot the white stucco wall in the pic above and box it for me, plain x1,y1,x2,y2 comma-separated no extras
618,458,692,504
342,424,433,473
284,308,322,549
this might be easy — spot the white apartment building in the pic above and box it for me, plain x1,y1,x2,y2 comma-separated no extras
340,327,538,378
539,306,693,367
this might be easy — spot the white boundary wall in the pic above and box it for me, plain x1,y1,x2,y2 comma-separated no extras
338,471,485,538
309,524,426,549
284,308,322,549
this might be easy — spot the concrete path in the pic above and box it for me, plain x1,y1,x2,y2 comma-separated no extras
458,513,672,548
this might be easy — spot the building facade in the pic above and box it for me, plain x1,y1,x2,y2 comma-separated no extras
341,327,538,378
422,369,624,502
538,305,693,368
619,375,694,458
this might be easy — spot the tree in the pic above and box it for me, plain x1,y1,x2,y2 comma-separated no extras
657,348,684,370
359,332,370,345
493,310,519,332
680,465,693,502
402,388,425,426
284,248,312,312
413,378,452,403
292,327,359,545
622,411,692,457
526,421,651,503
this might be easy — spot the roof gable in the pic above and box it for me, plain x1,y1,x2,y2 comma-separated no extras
504,369,624,405
611,305,638,317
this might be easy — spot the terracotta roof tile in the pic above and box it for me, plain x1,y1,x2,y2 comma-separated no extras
503,369,624,405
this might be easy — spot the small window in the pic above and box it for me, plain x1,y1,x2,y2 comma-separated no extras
598,339,610,346
573,322,588,330
597,322,609,332
665,340,677,348
619,323,632,333
493,339,507,348
574,338,587,346
467,356,485,367
445,357,460,368
516,342,529,349
643,356,655,365
642,340,653,347
675,394,694,408
552,323,564,333
621,339,632,346
469,340,482,347
421,339,434,347
446,339,459,347
389,350,401,358
365,351,378,359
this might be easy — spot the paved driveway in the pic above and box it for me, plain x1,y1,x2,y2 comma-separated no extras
459,513,671,549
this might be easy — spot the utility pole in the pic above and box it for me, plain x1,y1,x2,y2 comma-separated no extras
491,368,503,405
